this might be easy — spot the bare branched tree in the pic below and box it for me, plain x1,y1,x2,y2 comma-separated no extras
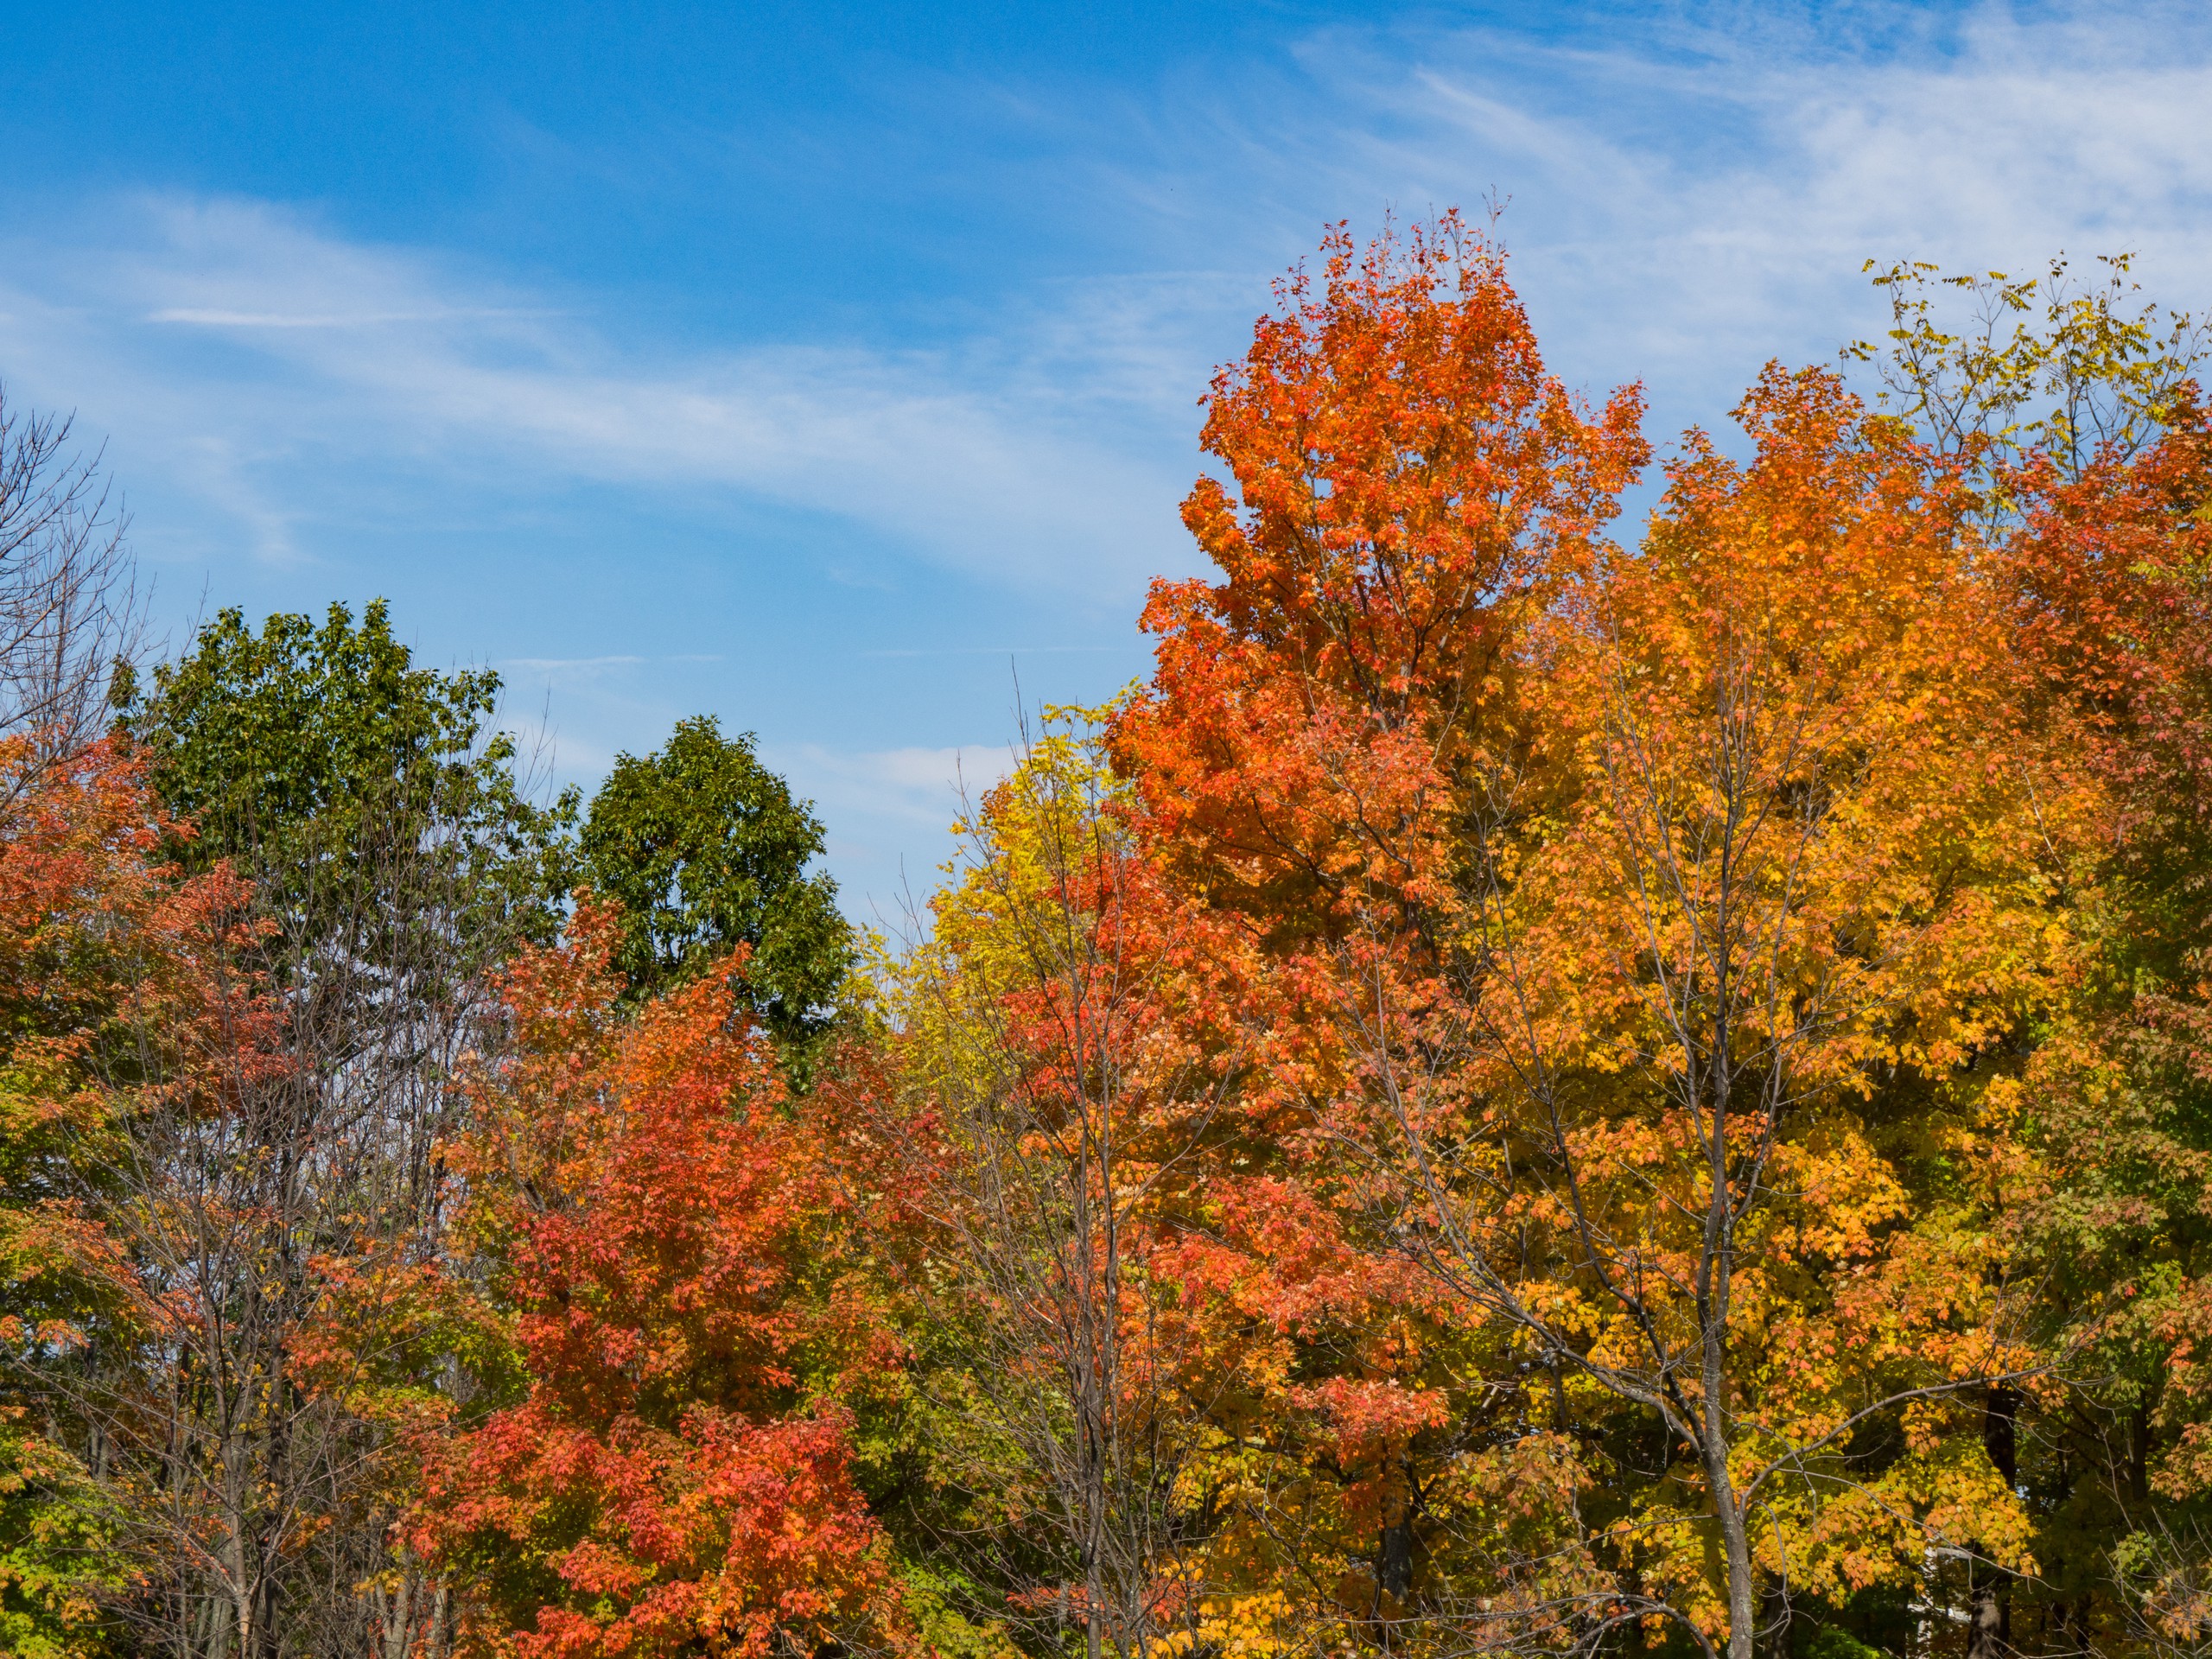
0,386,144,757
71,774,530,1659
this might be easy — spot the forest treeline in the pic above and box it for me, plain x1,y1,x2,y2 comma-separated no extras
3,216,2212,1659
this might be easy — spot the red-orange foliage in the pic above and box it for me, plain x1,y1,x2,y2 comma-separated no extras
1097,238,1653,1624
413,899,902,1659
0,734,275,1340
1093,219,1658,1649
0,735,281,1652
1116,212,1646,938
2000,397,2212,945
1098,223,2076,1659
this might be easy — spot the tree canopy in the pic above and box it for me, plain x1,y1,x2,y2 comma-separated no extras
5,219,2211,1659
118,599,577,947
580,714,850,1051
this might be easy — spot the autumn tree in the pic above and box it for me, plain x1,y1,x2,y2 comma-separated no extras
1109,221,2081,1659
0,735,156,1659
1115,214,1645,949
409,899,903,1659
838,714,1228,1659
1385,367,2068,1659
1102,214,1649,1658
0,734,277,1656
1851,255,2212,1656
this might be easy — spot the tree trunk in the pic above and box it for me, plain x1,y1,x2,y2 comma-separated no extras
1378,1512,1414,1604
1966,1385,2018,1659
1705,1432,1758,1659
1707,1000,1755,1659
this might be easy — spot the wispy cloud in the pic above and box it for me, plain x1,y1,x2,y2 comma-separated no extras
497,654,646,671
1270,3,2212,404
856,644,1137,658
149,306,549,327
771,739,1018,918
0,196,1198,597
21,7,2201,616
779,741,1017,830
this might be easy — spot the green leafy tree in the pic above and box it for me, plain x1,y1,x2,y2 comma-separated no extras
117,599,577,944
580,715,850,1052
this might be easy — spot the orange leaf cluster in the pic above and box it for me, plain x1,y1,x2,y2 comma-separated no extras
411,900,901,1659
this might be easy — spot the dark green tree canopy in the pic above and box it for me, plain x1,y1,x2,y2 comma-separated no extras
580,714,849,1047
118,600,577,948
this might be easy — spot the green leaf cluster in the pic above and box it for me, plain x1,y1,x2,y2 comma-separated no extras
579,713,851,1053
117,599,580,957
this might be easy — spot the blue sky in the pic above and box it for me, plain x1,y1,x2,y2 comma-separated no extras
2,0,2208,922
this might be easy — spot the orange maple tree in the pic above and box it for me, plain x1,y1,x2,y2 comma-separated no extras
1116,213,1646,942
410,899,904,1659
1099,224,2088,1659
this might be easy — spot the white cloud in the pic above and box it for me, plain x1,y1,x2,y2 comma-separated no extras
779,741,1016,832
496,654,647,674
766,741,1023,925
148,306,539,327
0,196,1196,598
20,7,2200,622
1277,3,2212,402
